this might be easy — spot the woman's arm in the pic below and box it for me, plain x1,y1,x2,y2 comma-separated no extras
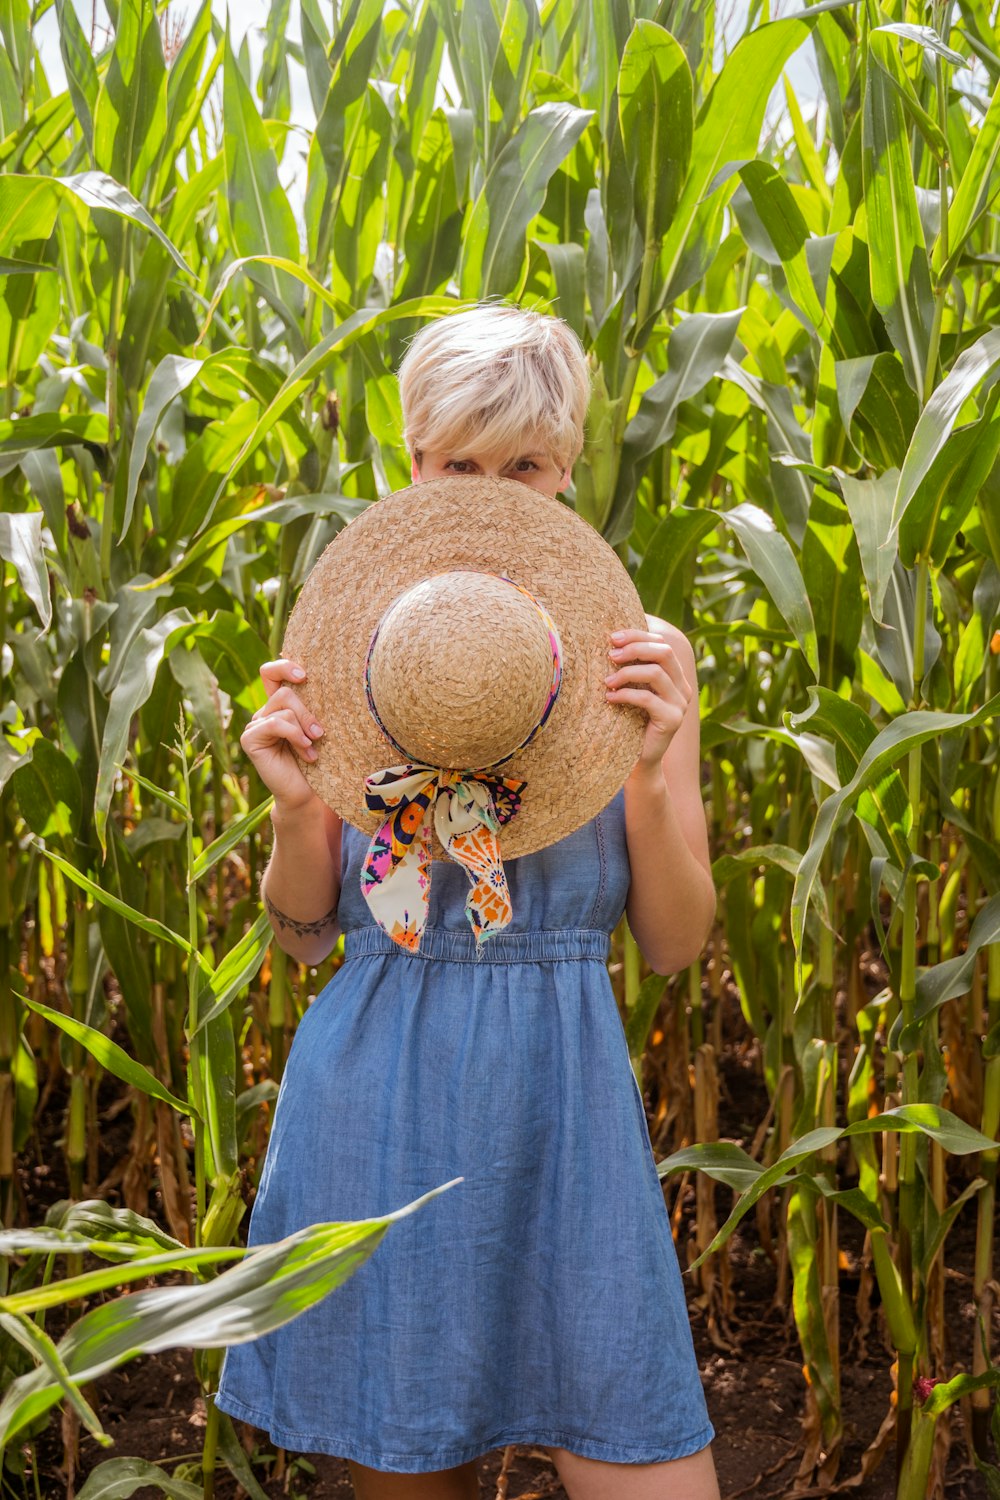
620,620,716,975
260,797,344,967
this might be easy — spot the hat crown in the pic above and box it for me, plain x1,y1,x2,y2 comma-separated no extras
366,570,559,770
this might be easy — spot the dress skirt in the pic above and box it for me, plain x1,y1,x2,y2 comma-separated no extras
214,786,715,1471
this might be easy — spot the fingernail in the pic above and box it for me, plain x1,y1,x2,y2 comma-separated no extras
309,722,323,737
605,672,615,682
610,631,626,642
292,666,305,678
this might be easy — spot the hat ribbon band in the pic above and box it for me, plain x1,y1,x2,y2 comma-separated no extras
360,766,527,956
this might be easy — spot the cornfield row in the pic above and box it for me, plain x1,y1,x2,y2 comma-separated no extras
0,0,999,1496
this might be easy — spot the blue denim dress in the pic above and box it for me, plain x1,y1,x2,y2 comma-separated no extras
215,785,715,1472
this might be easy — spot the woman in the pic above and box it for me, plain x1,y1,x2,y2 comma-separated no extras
215,303,721,1500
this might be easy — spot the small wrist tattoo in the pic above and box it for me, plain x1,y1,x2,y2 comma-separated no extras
264,891,338,937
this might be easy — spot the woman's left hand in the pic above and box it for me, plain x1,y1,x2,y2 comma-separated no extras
605,623,694,771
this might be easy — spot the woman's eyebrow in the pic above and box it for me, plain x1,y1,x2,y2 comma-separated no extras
448,452,545,462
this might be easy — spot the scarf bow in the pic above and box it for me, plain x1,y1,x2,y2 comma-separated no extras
360,766,527,954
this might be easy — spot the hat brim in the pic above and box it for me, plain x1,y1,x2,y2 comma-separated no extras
281,475,649,861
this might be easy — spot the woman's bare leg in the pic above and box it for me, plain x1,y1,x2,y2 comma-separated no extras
545,1443,721,1500
345,1457,480,1499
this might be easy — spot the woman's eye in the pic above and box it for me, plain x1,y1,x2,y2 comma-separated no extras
445,458,536,474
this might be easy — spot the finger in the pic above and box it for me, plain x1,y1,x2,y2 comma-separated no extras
244,707,318,755
606,662,689,702
260,658,307,693
608,643,691,699
606,683,685,719
250,687,325,738
608,629,659,647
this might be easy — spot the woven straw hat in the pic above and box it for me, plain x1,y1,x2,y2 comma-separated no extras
281,475,649,861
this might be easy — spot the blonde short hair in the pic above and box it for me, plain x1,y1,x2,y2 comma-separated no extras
397,302,591,473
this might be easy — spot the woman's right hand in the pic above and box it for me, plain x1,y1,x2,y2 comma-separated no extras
241,659,326,814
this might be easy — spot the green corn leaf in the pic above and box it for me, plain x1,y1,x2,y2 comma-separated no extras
330,84,393,306
0,1181,462,1449
720,355,814,543
935,72,1000,278
874,21,966,68
791,696,1000,980
190,911,273,1040
10,739,81,842
619,308,743,527
92,0,167,197
26,843,202,961
0,93,77,173
655,1140,766,1195
0,512,50,633
190,799,274,883
835,351,919,473
669,1104,994,1268
122,355,204,540
0,0,32,88
460,101,593,299
0,1243,251,1314
140,490,370,591
782,74,832,207
21,998,195,1117
924,1370,1000,1418
114,763,189,818
898,384,1000,567
57,172,192,273
223,23,302,320
76,1458,202,1500
0,411,109,457
736,159,829,338
397,110,464,300
891,326,1000,533
492,0,540,153
0,254,57,274
861,34,934,397
869,28,950,164
0,1313,111,1448
624,972,667,1062
618,20,692,313
787,687,912,862
46,1199,187,1257
93,608,202,857
634,506,720,623
152,0,217,204
722,502,820,677
895,893,1000,1050
645,15,811,332
53,0,99,148
800,494,863,689
918,1176,987,1281
839,467,897,624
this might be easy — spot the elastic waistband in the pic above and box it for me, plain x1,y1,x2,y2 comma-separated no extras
342,925,611,965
